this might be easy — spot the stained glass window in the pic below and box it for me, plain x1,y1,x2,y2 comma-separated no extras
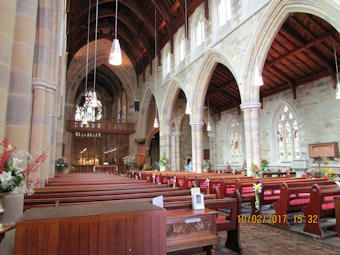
229,118,243,163
275,104,300,161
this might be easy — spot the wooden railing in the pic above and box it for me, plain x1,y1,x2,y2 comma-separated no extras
66,120,136,135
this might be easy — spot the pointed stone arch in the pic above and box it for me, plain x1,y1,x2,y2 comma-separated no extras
241,0,340,104
190,49,240,123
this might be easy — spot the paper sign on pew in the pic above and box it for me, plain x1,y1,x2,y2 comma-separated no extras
152,195,164,208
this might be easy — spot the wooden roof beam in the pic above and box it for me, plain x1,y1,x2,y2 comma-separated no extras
266,66,297,99
281,23,336,87
266,27,335,68
151,0,174,53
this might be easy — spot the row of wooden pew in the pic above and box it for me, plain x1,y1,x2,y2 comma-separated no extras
25,173,242,253
133,171,340,237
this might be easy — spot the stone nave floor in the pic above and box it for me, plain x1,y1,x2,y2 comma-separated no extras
170,222,340,255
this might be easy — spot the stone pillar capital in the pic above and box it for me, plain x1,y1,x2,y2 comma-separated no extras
189,120,204,128
32,78,57,92
208,132,215,138
240,102,261,111
159,130,170,137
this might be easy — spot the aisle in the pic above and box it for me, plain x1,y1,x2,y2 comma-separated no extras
217,223,339,255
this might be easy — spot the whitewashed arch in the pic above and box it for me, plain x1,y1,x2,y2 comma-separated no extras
160,79,188,129
241,0,340,105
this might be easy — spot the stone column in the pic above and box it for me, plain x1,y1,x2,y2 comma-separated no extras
29,84,46,184
175,132,181,170
240,102,261,176
190,121,204,173
159,129,171,168
0,0,17,141
6,0,38,151
170,133,176,171
42,89,55,182
208,132,216,170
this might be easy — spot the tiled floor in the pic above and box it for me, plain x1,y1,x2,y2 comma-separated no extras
170,217,340,255
216,223,340,255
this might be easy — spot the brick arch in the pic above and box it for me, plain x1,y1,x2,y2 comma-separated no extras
241,0,340,105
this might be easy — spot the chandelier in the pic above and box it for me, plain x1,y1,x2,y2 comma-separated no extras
75,0,102,125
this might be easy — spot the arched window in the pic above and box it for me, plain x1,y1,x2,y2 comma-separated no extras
162,45,171,78
228,118,243,163
218,0,231,27
275,104,300,161
195,14,205,48
177,31,186,64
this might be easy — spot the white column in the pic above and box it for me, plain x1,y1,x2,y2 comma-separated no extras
240,102,261,176
190,121,204,173
175,132,181,170
208,132,216,170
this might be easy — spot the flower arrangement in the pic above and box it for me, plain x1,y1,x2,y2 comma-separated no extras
142,162,152,171
251,162,263,178
0,139,46,195
123,155,135,166
55,157,70,173
261,159,270,172
159,153,169,168
203,160,211,172
253,182,263,211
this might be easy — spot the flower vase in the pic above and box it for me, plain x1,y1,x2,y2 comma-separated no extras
2,193,24,225
160,165,166,172
0,193,5,231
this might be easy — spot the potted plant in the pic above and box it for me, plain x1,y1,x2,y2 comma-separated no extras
123,155,136,172
0,138,46,226
159,153,169,172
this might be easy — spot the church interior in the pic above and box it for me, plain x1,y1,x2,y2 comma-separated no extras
1,0,340,254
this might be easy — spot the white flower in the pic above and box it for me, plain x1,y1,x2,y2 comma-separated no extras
253,183,262,193
0,171,14,189
11,157,22,169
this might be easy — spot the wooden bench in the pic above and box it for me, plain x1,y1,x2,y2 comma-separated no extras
252,179,334,215
164,191,242,253
25,188,192,206
302,184,340,236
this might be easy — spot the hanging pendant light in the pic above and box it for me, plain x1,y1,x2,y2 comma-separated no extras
153,103,159,128
254,61,264,87
76,0,92,123
109,0,122,65
153,116,159,128
185,102,191,115
206,99,212,131
333,40,340,99
153,7,159,129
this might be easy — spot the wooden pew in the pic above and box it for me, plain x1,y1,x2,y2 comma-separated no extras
24,194,219,210
29,185,172,199
302,184,340,236
252,179,334,215
25,188,192,206
273,182,337,228
163,191,242,253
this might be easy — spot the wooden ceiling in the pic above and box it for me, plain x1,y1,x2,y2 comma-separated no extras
66,0,207,72
206,13,340,114
76,64,123,102
206,64,240,113
261,13,340,99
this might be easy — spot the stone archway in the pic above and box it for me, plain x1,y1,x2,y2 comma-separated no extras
241,0,340,104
